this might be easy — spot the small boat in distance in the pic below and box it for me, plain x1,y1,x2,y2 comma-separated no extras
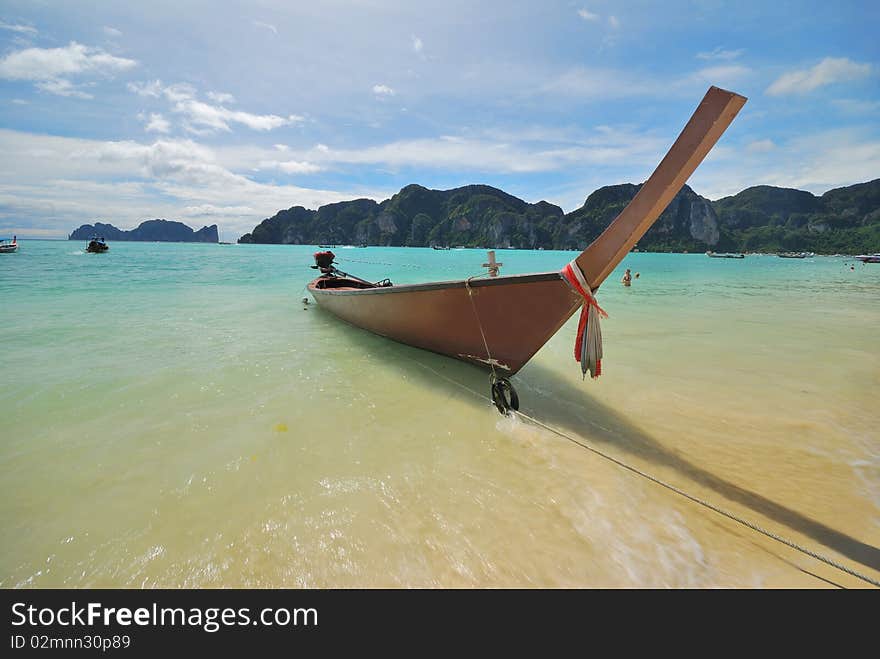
86,237,109,253
706,251,744,259
432,245,451,250
307,86,747,413
854,253,880,263
0,236,18,253
777,252,808,258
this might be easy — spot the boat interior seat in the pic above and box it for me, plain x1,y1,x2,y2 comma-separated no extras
315,278,379,290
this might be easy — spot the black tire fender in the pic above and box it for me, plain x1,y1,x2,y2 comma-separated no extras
490,377,519,415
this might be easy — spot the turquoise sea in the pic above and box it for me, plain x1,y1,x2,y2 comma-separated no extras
1,240,878,587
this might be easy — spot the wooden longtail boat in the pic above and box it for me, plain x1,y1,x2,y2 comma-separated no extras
308,86,747,411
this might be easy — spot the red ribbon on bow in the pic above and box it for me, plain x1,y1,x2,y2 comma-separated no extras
561,262,608,377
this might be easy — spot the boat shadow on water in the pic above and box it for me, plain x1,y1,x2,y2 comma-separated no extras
516,361,880,577
312,305,880,577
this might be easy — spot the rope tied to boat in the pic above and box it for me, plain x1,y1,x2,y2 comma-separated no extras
464,277,497,379
561,260,608,379
465,276,520,415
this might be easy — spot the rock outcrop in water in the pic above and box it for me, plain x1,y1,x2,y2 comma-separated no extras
236,178,880,253
69,220,218,243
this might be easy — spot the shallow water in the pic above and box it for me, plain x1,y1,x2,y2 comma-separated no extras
1,241,878,587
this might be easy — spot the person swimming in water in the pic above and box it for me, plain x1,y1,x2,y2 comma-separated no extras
622,268,632,286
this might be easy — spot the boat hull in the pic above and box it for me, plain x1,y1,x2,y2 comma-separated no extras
305,86,747,380
308,273,582,375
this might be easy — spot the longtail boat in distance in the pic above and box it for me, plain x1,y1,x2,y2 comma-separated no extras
706,251,745,259
86,236,109,253
308,86,748,413
0,236,18,253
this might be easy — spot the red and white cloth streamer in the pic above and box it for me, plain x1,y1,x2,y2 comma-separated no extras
561,260,608,379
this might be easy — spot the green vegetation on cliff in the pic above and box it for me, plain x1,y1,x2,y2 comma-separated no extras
239,184,565,249
713,180,880,253
238,179,880,254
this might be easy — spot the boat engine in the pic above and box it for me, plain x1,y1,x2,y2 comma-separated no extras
312,250,336,274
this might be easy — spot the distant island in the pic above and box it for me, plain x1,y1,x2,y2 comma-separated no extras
238,179,880,254
69,219,218,243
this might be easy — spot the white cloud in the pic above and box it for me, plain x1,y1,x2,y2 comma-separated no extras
35,78,93,99
127,80,303,133
252,21,277,35
372,84,395,96
11,98,29,105
273,144,290,151
0,21,37,35
766,57,873,96
77,138,226,184
0,41,136,81
746,139,776,153
103,26,122,38
272,126,669,175
608,15,620,29
161,82,196,103
141,112,171,133
260,160,324,174
542,67,653,98
544,64,750,100
577,8,599,21
697,47,744,61
118,122,671,182
127,79,164,97
207,91,235,104
176,99,302,132
314,137,542,171
689,128,880,199
689,65,751,86
832,98,880,114
0,129,382,236
412,36,423,53
781,130,880,191
181,204,255,217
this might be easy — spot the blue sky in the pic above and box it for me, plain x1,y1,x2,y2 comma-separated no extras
0,0,877,239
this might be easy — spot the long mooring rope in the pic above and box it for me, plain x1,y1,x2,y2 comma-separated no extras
411,359,880,589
